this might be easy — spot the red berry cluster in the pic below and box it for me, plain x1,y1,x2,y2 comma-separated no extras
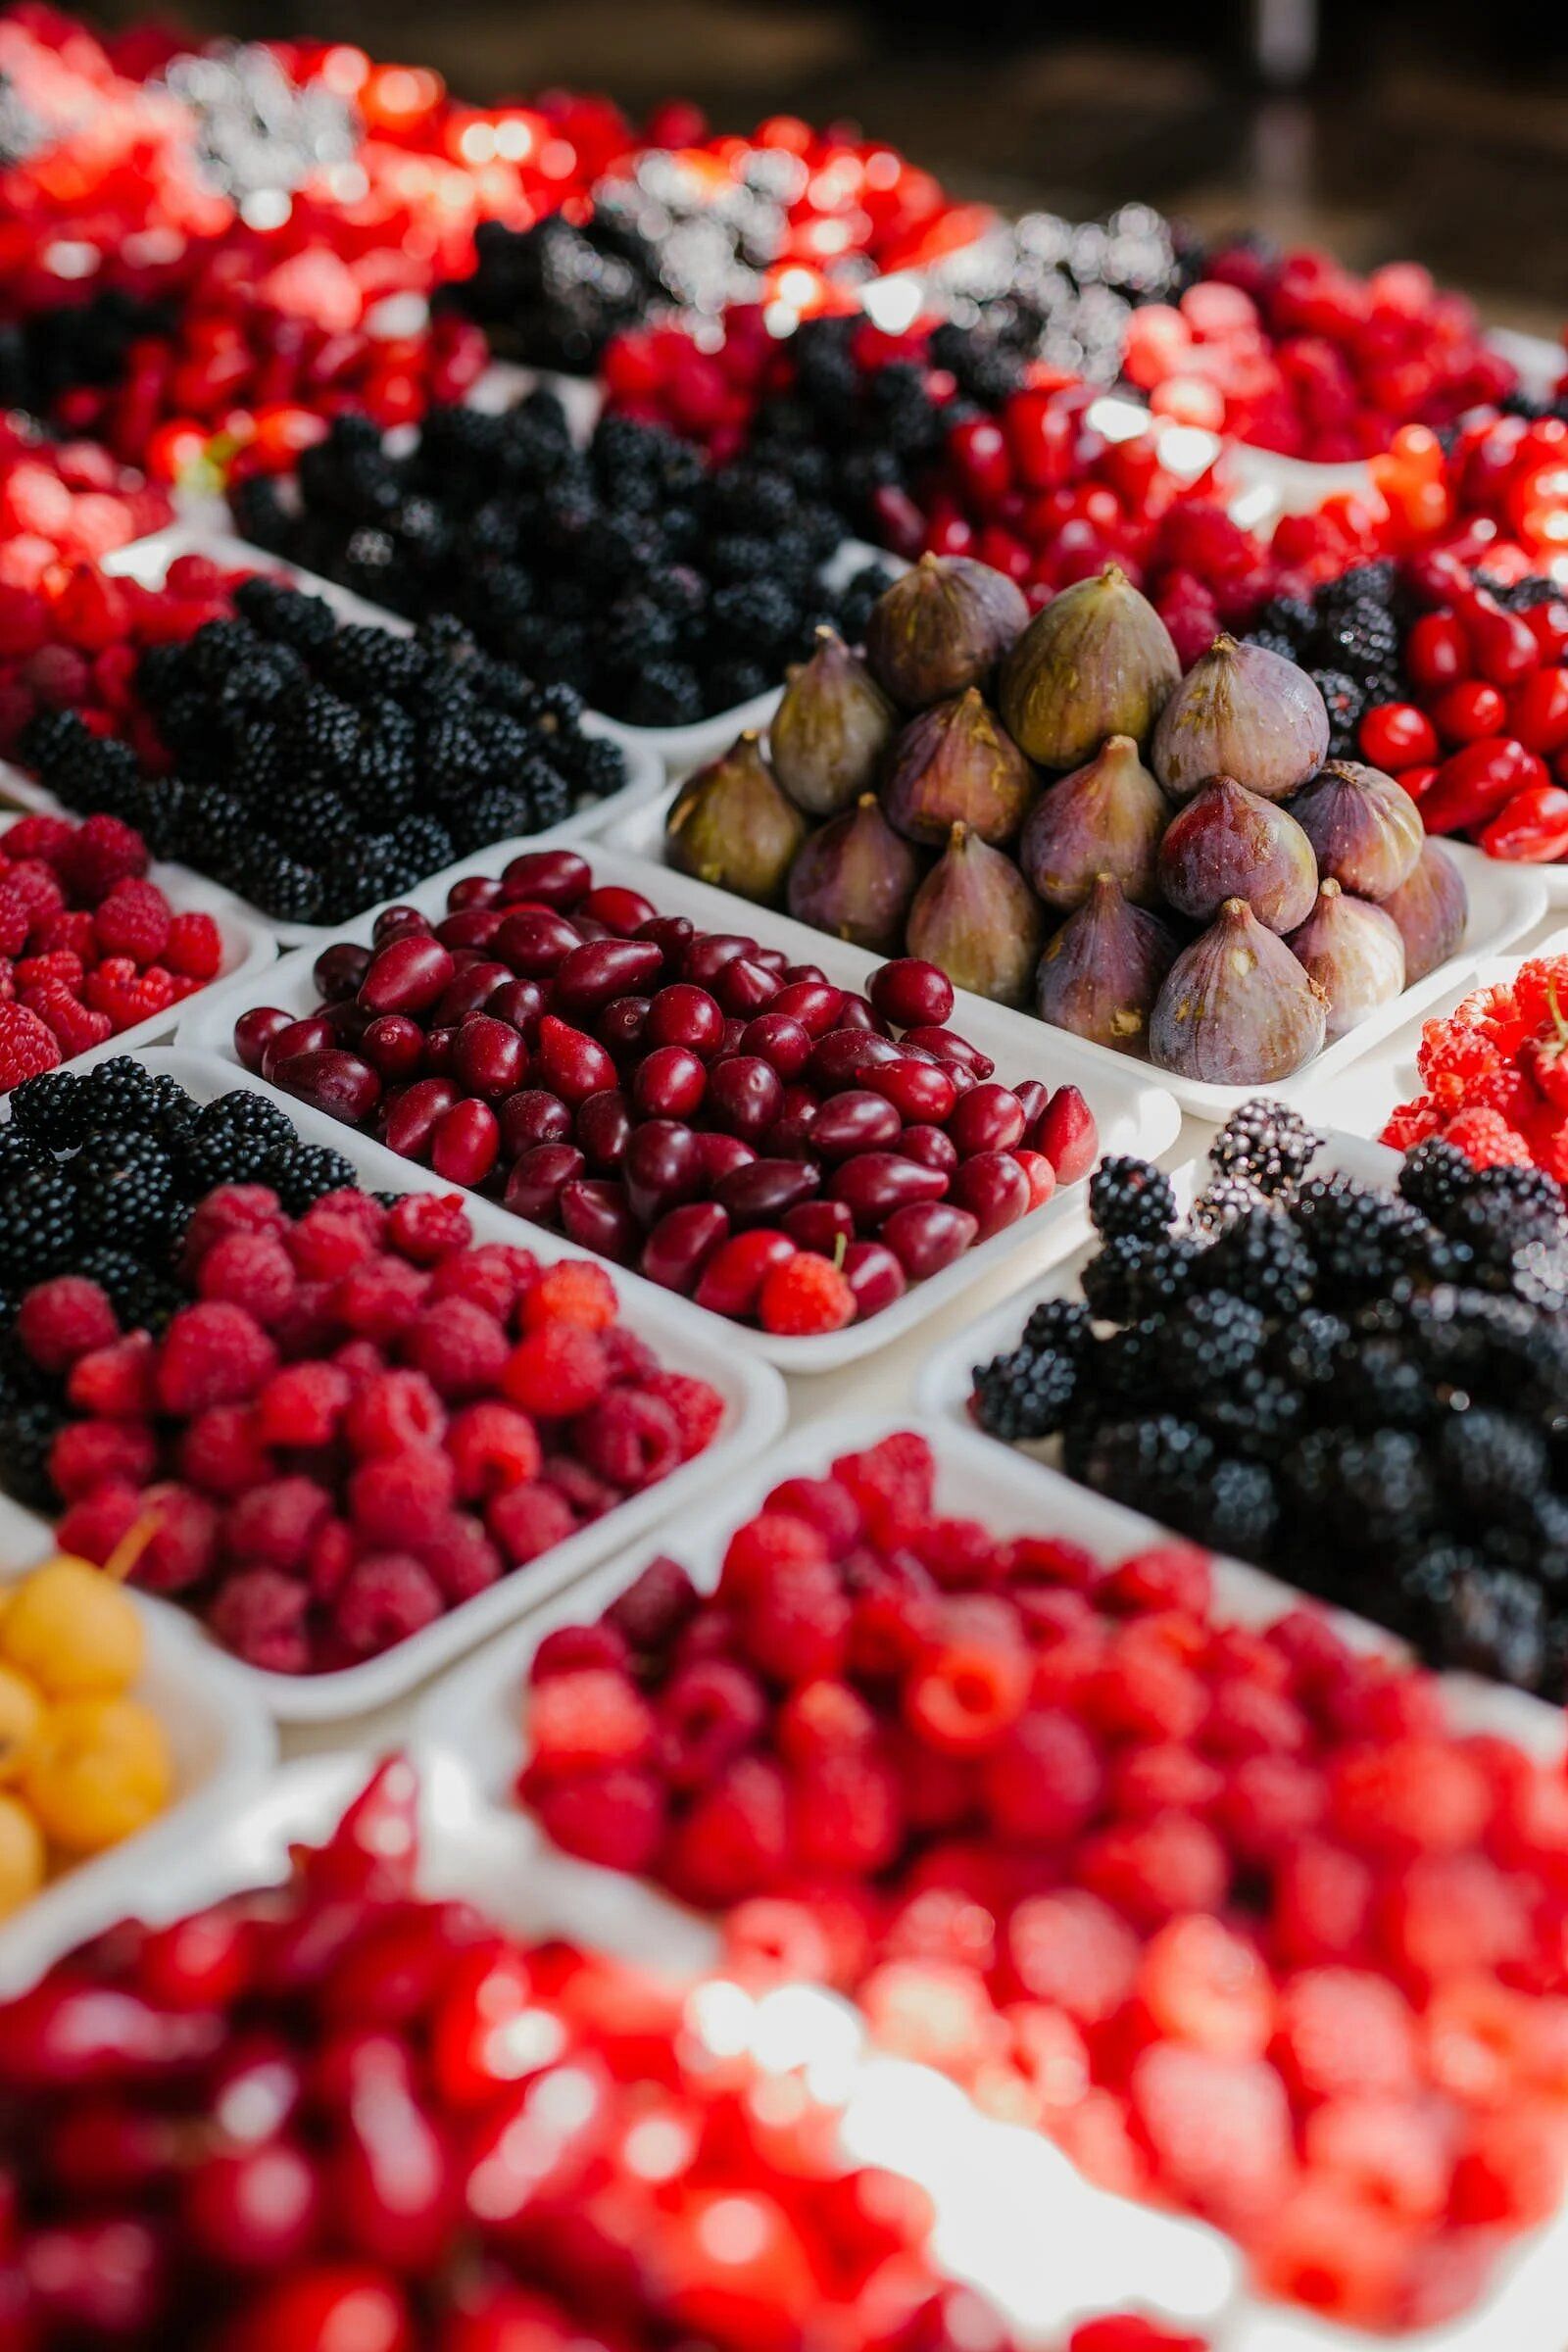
1441,409,1568,578
0,423,171,576
0,810,221,1084
236,850,1099,1338
0,1755,1055,2352
1123,252,1514,463
23,1189,721,1677
519,1432,1568,2329
1382,955,1568,1176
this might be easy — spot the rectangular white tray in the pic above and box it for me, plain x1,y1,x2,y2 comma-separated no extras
173,835,1182,1373
31,1044,787,1723
416,1405,1568,2352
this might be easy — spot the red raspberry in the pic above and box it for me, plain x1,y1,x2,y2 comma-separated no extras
738,1550,851,1685
23,981,111,1058
604,1555,699,1654
1104,1543,1214,1617
1,861,63,926
61,813,148,905
287,1207,376,1281
30,909,96,962
763,1475,862,1558
1329,1739,1491,1859
759,1250,856,1335
486,1481,575,1566
1070,2323,1209,2352
163,910,222,980
1303,2095,1453,2225
334,1255,431,1342
0,886,28,958
790,1747,902,1876
312,1189,385,1243
56,1480,143,1566
1275,1968,1419,2102
1217,1753,1324,1865
209,1565,312,1675
833,1432,935,1545
342,1369,447,1457
447,1400,541,1499
530,1767,666,1873
403,1298,510,1400
17,950,84,995
175,1404,274,1497
1139,1914,1274,2059
1438,1104,1535,1168
66,1332,157,1420
599,1325,661,1387
127,1486,220,1594
1004,1891,1142,2023
657,1659,767,1788
1450,2104,1568,2229
1075,1811,1231,1930
776,1677,877,1765
51,565,130,653
255,1362,352,1449
224,1477,333,1571
904,1608,1030,1755
720,1509,824,1603
1129,2043,1294,2230
0,589,48,660
531,1623,632,1682
385,1192,472,1265
982,1707,1104,1844
429,1242,536,1320
1380,1850,1531,1985
531,1668,656,1774
520,1260,618,1333
663,1755,789,1907
0,1000,61,1087
93,877,171,964
543,1454,619,1523
20,645,88,711
1090,1625,1207,1742
572,1390,681,1493
416,1514,503,1604
334,1553,444,1656
348,1450,458,1547
16,1277,118,1372
49,1419,158,1501
180,1185,287,1273
1251,2182,1414,2328
196,1232,298,1330
307,1518,355,1604
156,1304,278,1415
1,814,73,862
503,1325,609,1417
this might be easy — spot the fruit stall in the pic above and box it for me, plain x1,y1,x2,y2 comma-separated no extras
4,9,1568,2348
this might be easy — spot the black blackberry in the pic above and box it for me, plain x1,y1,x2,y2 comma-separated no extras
1440,1567,1550,1691
1293,1177,1441,1299
177,1093,293,1194
1310,667,1365,756
75,1248,180,1333
76,1056,168,1135
1315,597,1399,676
243,854,324,926
1209,1100,1320,1196
622,662,705,727
1244,628,1298,663
8,1067,88,1149
1438,1409,1550,1526
1087,1156,1177,1240
72,1132,178,1249
1397,1138,1476,1225
1318,561,1397,614
1165,1291,1268,1396
1091,1319,1168,1410
0,1128,47,1181
322,624,426,700
971,1345,1078,1441
1068,1412,1217,1529
1199,1208,1315,1316
0,1398,64,1509
1080,1231,1200,1324
1189,1173,1265,1235
1200,1368,1305,1459
273,1145,359,1215
0,1164,78,1283
1021,1298,1094,1359
1254,593,1317,649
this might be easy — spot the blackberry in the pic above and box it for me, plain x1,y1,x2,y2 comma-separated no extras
1189,1173,1264,1235
1441,1568,1550,1691
1021,1298,1094,1359
1080,1231,1200,1323
76,1057,170,1134
244,854,324,926
322,624,426,700
0,1128,47,1181
1245,628,1299,663
72,1132,178,1249
1315,597,1399,676
1200,1368,1305,1459
623,662,705,727
1166,1291,1268,1396
1438,1409,1549,1527
1310,667,1365,756
1087,1156,1176,1240
178,1094,293,1194
1069,1412,1217,1529
0,1399,64,1510
1397,1138,1476,1225
1318,561,1397,614
273,1145,359,1215
1209,1100,1320,1196
8,1068,89,1150
971,1345,1078,1441
1254,594,1317,649
0,1165,78,1283
1293,1178,1440,1299
1199,1208,1315,1316
75,1248,180,1333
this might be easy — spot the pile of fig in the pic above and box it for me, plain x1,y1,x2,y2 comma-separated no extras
665,559,1470,1088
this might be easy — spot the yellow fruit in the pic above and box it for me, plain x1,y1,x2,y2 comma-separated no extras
23,1696,172,1856
1,1558,144,1698
0,1792,45,1919
0,1663,44,1785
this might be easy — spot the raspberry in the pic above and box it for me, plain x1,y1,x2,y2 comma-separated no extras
1104,1544,1213,1618
1003,1891,1142,2024
503,1325,609,1417
181,1185,287,1273
1109,1741,1224,1821
1275,1968,1419,2102
56,1480,143,1567
61,814,147,906
530,1767,666,1873
403,1298,511,1400
542,1454,618,1523
224,1477,333,1571
531,1624,632,1682
176,1405,275,1498
981,1707,1104,1845
342,1369,447,1457
0,1000,61,1087
287,1208,375,1282
429,1242,535,1320
1380,1851,1531,1984
308,1519,355,1603
1450,2103,1568,2228
487,1480,575,1565
1130,2043,1294,2229
763,1475,862,1558
776,1678,877,1765
1139,1915,1274,2059
129,1486,220,1594
156,1304,278,1416
385,1192,472,1265
738,1550,851,1685
604,1555,699,1654
1070,2324,1209,2352
416,1515,503,1604
857,1956,998,2075
1303,2095,1453,2224
663,1756,789,1907
759,1250,857,1335
334,1552,444,1656
196,1232,299,1331
163,911,222,981
657,1660,767,1788
210,1565,313,1674
1,815,73,863
790,1747,902,1876
1075,1811,1231,1930
29,908,92,964
531,1668,657,1774
1252,2182,1413,2328
66,1332,157,1420
904,1611,1030,1755
0,886,28,958
572,1390,681,1493
520,1261,618,1334
833,1432,935,1545
1438,1104,1535,1168
17,951,84,996
24,981,111,1057
93,878,171,965
49,1418,158,1501
348,1450,458,1547
447,1400,541,1499
1328,1739,1491,1859
16,1277,118,1372
334,1255,431,1341
255,1362,353,1450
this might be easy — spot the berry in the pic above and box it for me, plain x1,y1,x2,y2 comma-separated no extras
0,1001,61,1089
759,1251,856,1336
15,1277,117,1373
155,1305,278,1416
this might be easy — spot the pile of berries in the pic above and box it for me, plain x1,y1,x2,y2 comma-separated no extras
1384,954,1568,1181
1245,558,1407,759
24,576,627,925
0,418,171,571
235,848,1099,1336
1441,406,1568,579
0,809,225,1084
0,1542,172,1921
0,1755,1049,2352
1122,248,1515,461
520,1428,1568,2329
436,210,670,375
230,391,892,728
973,1102,1568,1697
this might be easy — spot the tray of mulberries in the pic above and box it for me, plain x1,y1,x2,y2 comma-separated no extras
176,836,1182,1369
931,1097,1568,1702
0,809,274,1092
611,554,1541,1120
224,388,896,763
418,1411,1568,2342
0,1047,781,1718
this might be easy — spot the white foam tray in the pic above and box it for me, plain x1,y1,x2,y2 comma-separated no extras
37,1044,786,1723
0,1513,276,1996
0,808,275,1082
416,1405,1568,2352
173,836,1181,1373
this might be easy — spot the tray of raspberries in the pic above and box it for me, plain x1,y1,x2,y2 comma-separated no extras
0,1050,784,1719
417,1415,1568,2348
0,809,273,1093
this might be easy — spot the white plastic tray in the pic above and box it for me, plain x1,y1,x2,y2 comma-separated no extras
40,1044,786,1723
174,836,1182,1373
0,1502,276,1996
417,1406,1568,2352
0,808,275,1082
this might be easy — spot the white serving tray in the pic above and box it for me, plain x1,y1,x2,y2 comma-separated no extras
0,1511,276,1996
416,1405,1568,2352
24,1044,786,1724
173,837,1181,1373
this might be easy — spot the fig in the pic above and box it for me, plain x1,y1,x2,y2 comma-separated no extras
770,627,897,816
1152,635,1329,802
1035,874,1179,1052
882,688,1037,848
1150,897,1328,1085
1284,760,1423,903
786,794,920,955
1379,841,1468,983
863,554,1029,710
1156,773,1318,933
906,822,1046,1008
1019,732,1168,911
1285,878,1406,1041
665,732,807,906
999,565,1180,769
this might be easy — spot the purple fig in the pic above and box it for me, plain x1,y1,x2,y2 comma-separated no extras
864,553,1029,710
1152,634,1329,802
1156,773,1318,933
1035,873,1179,1052
1379,841,1468,983
1020,732,1168,911
1150,897,1328,1084
882,688,1037,847
770,627,897,815
1284,760,1423,902
1285,878,1406,1041
786,794,920,955
906,822,1046,1007
1000,564,1180,768
665,731,807,905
